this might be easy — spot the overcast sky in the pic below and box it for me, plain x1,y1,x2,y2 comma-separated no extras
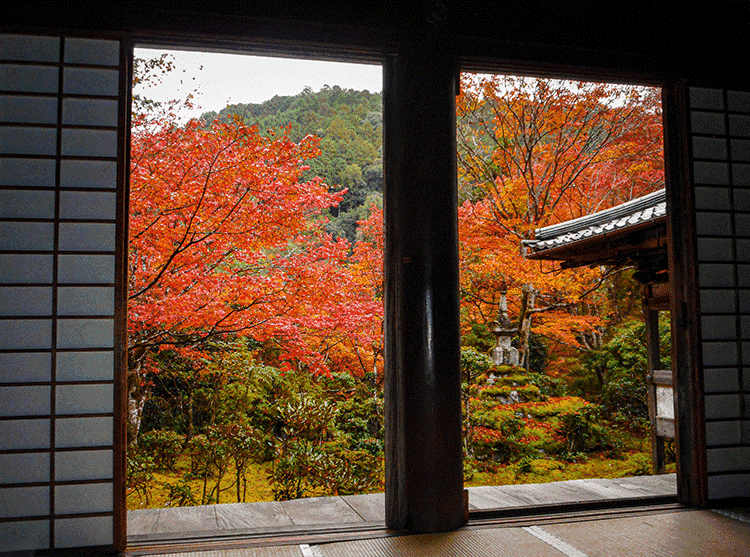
133,47,383,121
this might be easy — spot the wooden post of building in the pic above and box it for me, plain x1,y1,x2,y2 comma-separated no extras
644,284,667,473
383,36,466,533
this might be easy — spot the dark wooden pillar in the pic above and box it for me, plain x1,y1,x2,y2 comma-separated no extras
643,284,667,474
383,37,466,533
663,83,707,506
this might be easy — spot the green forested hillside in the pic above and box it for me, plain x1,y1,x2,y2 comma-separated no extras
201,86,383,243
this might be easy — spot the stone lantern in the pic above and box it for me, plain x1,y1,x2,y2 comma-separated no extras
490,291,519,367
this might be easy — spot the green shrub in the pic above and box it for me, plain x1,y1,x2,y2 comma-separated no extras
478,385,513,399
487,364,519,376
555,405,611,454
629,453,652,476
559,451,588,463
269,442,315,501
515,454,534,475
269,396,340,500
600,377,648,421
473,414,529,462
318,371,358,395
461,347,492,381
526,372,567,398
463,383,479,397
516,385,542,401
335,395,384,456
472,405,515,430
462,322,495,353
525,397,589,419
578,316,670,419
187,434,211,474
317,447,381,496
164,479,199,507
185,428,232,504
478,384,542,402
489,372,530,387
350,436,383,456
269,443,381,500
219,421,264,502
278,397,338,443
126,449,155,506
463,458,479,481
138,429,183,470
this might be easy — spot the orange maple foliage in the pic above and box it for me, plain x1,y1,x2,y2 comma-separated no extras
130,115,337,348
345,206,385,381
289,204,385,383
268,219,383,379
456,74,664,360
127,111,381,438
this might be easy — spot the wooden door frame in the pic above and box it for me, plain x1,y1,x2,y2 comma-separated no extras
113,38,707,550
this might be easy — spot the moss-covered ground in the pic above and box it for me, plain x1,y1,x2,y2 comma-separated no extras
129,417,673,510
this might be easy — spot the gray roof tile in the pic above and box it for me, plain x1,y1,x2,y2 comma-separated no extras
526,189,666,252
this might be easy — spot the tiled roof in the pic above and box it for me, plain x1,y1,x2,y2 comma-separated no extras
526,189,666,253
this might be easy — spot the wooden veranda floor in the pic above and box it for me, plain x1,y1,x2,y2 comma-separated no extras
128,474,678,547
125,502,750,557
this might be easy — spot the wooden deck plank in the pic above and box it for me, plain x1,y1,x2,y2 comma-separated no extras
280,496,365,526
153,504,218,534
574,474,677,499
215,501,294,530
616,473,677,494
558,478,646,500
341,493,385,522
127,508,161,536
493,480,606,506
466,485,533,509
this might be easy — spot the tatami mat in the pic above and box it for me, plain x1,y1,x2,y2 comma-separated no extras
142,549,302,557
319,527,565,557
538,509,750,557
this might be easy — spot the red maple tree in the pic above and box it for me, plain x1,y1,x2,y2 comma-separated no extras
127,110,358,439
456,74,664,366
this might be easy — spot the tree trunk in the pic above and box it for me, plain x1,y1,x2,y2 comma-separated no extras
126,349,148,445
127,377,146,445
517,285,537,371
186,395,194,444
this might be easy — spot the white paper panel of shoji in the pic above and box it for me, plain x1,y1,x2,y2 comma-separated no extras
53,35,120,548
0,33,121,551
690,86,750,500
0,35,59,554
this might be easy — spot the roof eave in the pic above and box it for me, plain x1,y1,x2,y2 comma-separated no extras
526,215,668,269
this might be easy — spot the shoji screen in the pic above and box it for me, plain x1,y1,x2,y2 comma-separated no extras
689,86,750,500
0,34,124,551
